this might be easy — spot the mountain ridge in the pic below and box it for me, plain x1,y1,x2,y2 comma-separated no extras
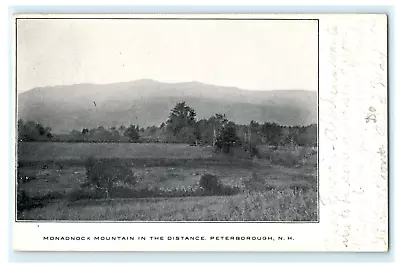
18,79,317,134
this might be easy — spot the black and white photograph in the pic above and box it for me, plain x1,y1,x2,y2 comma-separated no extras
15,17,318,222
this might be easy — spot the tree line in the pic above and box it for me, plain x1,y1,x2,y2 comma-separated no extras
18,102,317,147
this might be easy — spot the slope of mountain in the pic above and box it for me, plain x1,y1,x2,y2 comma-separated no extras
17,79,317,133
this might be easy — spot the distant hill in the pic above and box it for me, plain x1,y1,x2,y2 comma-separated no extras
18,79,317,134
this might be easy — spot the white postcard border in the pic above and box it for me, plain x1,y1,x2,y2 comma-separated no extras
12,13,388,252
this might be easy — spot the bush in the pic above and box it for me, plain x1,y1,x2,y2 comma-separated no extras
199,174,222,193
84,157,137,198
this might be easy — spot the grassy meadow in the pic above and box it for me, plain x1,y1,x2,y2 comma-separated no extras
16,142,318,221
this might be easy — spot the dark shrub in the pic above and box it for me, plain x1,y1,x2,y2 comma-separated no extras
199,174,222,194
84,157,136,198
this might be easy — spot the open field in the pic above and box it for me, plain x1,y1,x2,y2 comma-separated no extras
18,142,215,162
16,142,318,221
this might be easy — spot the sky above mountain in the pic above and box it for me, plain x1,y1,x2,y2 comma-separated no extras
16,19,318,94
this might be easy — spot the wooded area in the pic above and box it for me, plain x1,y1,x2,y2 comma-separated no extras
18,102,317,148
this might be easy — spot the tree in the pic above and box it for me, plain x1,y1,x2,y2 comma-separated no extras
17,119,31,141
118,125,127,136
91,126,113,141
148,126,158,135
18,120,52,141
260,122,281,146
176,126,198,145
124,124,140,142
215,121,240,153
247,120,261,146
166,102,197,135
195,119,212,145
209,114,228,146
109,126,121,141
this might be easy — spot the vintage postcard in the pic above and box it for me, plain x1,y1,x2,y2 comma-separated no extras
12,13,388,251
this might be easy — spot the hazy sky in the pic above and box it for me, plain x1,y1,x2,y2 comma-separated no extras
16,19,318,93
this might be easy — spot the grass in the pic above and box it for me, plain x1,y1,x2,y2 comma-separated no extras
16,142,318,221
18,142,214,162
18,188,317,221
257,145,317,167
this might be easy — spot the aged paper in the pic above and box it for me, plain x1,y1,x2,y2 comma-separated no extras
12,13,387,251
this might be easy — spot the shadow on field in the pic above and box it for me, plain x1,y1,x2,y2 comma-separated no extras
16,188,65,215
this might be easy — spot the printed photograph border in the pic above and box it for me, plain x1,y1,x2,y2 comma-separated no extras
13,15,320,224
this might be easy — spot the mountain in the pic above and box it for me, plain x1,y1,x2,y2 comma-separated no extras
17,79,317,134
